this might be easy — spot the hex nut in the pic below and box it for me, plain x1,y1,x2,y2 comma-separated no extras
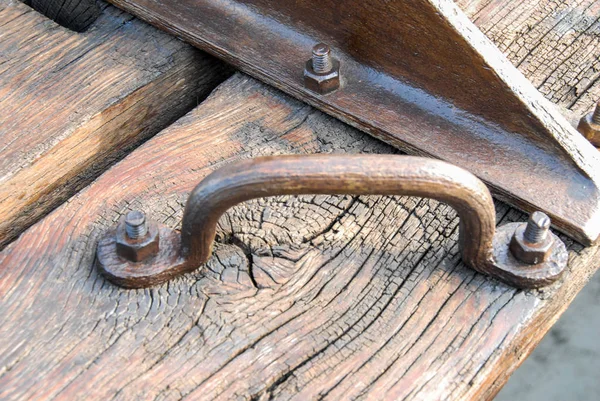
115,218,159,262
509,224,554,265
577,113,600,147
304,59,340,95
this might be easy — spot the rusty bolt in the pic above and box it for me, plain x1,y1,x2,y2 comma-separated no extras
577,102,600,147
304,43,340,95
509,211,554,265
116,210,159,262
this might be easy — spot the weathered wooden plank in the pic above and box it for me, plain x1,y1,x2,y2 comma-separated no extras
1,1,599,399
0,73,597,400
458,0,600,117
458,0,600,148
27,0,102,32
0,0,231,249
104,0,600,246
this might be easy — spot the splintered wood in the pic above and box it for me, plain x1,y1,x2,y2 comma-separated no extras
0,0,230,249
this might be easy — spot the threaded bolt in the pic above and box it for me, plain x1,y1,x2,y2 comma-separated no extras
523,211,551,243
312,43,333,74
125,210,147,239
591,102,600,124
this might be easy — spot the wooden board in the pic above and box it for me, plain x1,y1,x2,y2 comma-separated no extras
2,1,600,400
0,0,231,249
1,73,599,400
458,0,600,116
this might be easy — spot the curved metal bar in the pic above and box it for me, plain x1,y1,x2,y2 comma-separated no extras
181,155,496,268
97,155,568,289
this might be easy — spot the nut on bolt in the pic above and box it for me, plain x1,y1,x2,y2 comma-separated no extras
509,211,554,265
116,210,159,262
577,102,600,147
304,43,340,95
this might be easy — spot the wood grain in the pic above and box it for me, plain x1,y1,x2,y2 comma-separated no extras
106,0,600,245
2,1,600,400
459,0,600,117
29,0,101,32
0,0,231,249
0,73,597,400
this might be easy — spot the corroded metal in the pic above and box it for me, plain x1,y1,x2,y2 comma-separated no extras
97,155,569,289
304,43,340,94
115,211,160,262
510,212,555,265
124,210,148,239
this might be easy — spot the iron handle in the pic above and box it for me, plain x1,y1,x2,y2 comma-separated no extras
97,155,568,289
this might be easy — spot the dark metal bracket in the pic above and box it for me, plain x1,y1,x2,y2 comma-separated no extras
97,155,568,289
107,0,600,245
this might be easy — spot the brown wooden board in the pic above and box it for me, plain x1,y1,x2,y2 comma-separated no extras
1,73,599,400
459,0,600,149
0,0,231,249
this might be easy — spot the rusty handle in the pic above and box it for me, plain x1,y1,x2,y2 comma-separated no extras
98,154,568,289
181,155,496,268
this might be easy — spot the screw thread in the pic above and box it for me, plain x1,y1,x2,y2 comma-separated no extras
312,43,333,74
523,211,551,243
592,102,600,124
125,210,147,239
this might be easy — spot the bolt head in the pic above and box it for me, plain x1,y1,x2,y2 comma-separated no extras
577,113,600,147
125,210,145,226
312,43,330,57
304,59,340,95
509,224,554,265
115,217,159,262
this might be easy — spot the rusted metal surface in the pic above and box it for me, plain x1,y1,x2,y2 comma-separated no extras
97,155,568,289
303,43,340,94
108,0,600,246
509,212,554,265
115,211,160,262
578,102,600,147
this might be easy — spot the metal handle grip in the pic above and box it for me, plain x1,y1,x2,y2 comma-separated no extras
97,155,568,289
181,155,494,267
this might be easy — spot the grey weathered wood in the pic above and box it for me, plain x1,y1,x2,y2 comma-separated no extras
0,0,231,249
458,0,600,117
